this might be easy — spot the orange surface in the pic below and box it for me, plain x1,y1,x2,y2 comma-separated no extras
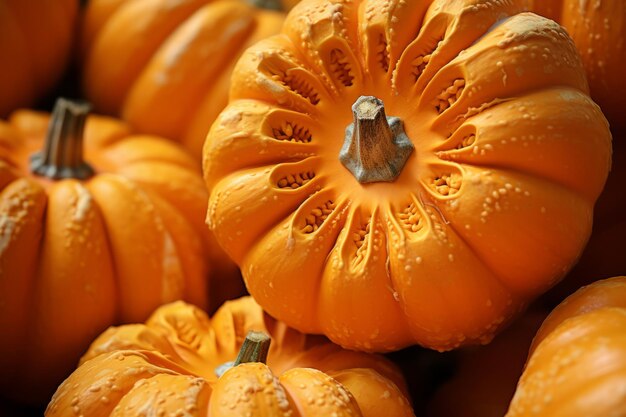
507,277,626,416
0,108,210,403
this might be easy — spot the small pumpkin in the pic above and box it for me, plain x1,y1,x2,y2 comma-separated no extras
525,0,626,129
46,297,414,417
203,0,611,352
80,0,295,157
506,277,626,417
0,98,211,404
0,0,78,116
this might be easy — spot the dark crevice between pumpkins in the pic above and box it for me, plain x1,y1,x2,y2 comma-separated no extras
215,331,272,377
30,97,94,180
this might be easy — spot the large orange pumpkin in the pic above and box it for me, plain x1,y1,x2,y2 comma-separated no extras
47,297,414,417
203,0,612,352
0,0,78,116
506,277,626,416
0,99,211,404
80,0,296,157
525,0,626,129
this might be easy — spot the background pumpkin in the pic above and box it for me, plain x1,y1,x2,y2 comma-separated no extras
506,277,626,416
0,0,78,117
203,0,611,352
524,0,626,129
47,297,415,417
0,99,210,404
80,0,295,157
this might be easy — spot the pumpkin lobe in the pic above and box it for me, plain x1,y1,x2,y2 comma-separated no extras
30,98,94,180
339,96,413,184
215,330,271,377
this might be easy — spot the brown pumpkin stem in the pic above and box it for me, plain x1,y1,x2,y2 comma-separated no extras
339,96,414,183
30,98,94,180
245,0,283,11
215,331,271,377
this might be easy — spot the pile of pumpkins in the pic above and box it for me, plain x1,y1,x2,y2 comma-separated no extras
1,0,624,415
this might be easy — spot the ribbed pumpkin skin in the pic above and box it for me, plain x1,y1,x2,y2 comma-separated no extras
203,0,611,352
46,297,414,417
0,109,210,404
80,0,286,157
0,0,78,116
526,0,626,129
506,277,626,417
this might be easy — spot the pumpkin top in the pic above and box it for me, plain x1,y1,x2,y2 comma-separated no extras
1,99,200,188
203,0,611,352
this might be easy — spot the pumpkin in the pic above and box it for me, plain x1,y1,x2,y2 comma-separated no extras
427,311,545,417
525,0,626,129
203,0,612,352
80,0,297,157
506,277,626,416
0,98,211,404
46,297,414,417
0,0,78,116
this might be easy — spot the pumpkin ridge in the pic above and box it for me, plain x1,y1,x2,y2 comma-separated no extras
84,178,123,324
384,194,515,346
420,196,518,295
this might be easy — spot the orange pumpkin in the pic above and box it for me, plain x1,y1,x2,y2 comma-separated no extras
506,277,626,416
0,0,78,116
203,0,612,352
525,0,626,129
47,297,415,417
0,98,211,404
80,0,295,157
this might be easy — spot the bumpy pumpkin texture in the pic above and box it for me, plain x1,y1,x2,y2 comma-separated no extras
0,99,210,403
506,277,626,416
80,0,293,157
525,0,626,129
0,0,78,116
47,297,414,417
203,0,611,352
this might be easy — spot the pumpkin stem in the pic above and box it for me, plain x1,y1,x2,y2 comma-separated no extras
215,331,271,377
245,0,283,11
339,96,414,183
30,98,94,180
